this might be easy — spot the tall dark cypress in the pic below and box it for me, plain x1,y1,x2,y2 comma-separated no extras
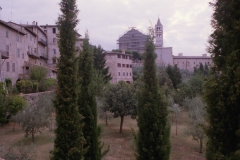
78,38,102,160
136,31,170,160
92,45,111,84
205,1,240,159
0,83,6,124
51,0,85,159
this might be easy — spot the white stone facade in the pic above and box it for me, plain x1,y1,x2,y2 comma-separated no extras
173,54,212,72
105,51,133,84
0,20,82,84
130,17,213,71
0,20,28,83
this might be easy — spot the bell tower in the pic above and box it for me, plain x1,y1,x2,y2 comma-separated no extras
155,17,163,47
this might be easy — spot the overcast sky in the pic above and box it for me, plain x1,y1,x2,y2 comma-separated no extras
0,0,213,56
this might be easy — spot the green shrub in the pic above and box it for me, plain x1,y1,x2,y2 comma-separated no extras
16,80,33,93
29,66,48,82
43,78,56,91
12,86,19,95
32,82,39,93
6,95,26,116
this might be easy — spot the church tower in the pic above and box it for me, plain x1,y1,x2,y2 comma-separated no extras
155,17,163,47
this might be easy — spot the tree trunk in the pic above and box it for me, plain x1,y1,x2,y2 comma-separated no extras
32,128,35,142
199,138,203,153
119,115,124,133
176,117,178,135
105,113,108,126
12,122,16,132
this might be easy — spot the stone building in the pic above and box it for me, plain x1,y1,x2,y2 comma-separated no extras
118,17,212,71
40,24,83,66
0,20,83,84
0,20,28,83
117,28,147,53
173,53,212,72
105,51,133,84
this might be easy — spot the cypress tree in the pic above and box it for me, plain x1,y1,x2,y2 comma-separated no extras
92,45,111,84
166,64,181,89
51,0,86,159
0,83,6,124
78,38,105,160
205,1,240,159
136,30,170,160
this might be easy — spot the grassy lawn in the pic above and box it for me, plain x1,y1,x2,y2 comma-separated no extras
0,111,206,160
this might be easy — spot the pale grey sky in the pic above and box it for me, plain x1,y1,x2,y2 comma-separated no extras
0,0,213,56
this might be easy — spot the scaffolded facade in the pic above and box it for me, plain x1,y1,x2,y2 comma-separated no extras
117,28,147,53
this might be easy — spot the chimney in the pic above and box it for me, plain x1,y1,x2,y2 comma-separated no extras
32,21,35,25
178,53,183,56
36,22,38,26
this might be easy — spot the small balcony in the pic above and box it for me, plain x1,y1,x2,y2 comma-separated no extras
0,50,9,59
27,51,39,59
40,52,48,60
38,38,47,46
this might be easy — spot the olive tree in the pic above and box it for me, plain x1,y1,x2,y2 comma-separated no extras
102,81,136,133
13,93,54,142
184,96,206,153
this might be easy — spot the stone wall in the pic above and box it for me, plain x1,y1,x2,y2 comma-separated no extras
22,90,55,105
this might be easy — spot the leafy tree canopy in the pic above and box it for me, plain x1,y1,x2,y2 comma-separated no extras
102,81,136,133
166,64,182,89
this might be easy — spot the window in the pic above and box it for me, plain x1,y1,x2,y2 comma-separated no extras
6,30,8,38
53,38,56,44
17,35,19,42
130,64,132,68
130,72,132,76
126,72,128,76
117,63,121,67
22,53,24,59
17,49,20,58
123,72,125,76
117,54,121,58
122,55,125,59
6,62,10,72
53,28,56,33
44,30,47,33
53,49,56,54
30,35,32,41
126,64,129,68
6,45,9,52
118,72,120,76
122,64,125,68
12,63,15,72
